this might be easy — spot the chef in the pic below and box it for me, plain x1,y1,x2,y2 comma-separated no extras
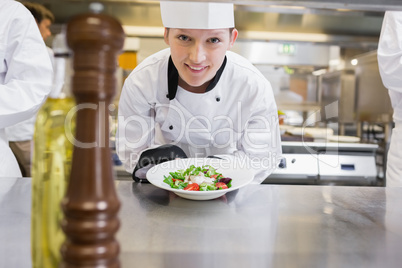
378,11,402,187
116,1,282,183
0,0,53,177
5,2,55,177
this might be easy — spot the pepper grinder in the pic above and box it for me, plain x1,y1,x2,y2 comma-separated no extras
60,4,125,267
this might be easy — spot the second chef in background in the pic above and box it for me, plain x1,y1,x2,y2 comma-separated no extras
5,2,55,177
378,11,402,187
0,0,53,177
116,1,282,183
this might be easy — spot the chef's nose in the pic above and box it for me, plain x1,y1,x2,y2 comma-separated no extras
45,29,51,39
189,43,206,63
43,29,52,41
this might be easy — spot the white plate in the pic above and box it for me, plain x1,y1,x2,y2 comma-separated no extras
327,135,360,143
146,158,254,201
286,127,334,138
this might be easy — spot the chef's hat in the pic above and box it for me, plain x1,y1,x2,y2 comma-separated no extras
160,1,235,29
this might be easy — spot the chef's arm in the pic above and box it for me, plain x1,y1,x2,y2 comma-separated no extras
378,11,402,93
116,82,157,175
207,85,282,184
117,75,185,178
116,96,188,181
117,111,188,181
207,122,282,184
0,5,52,129
238,84,282,184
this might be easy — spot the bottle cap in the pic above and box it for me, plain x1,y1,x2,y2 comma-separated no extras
52,27,70,56
89,2,104,14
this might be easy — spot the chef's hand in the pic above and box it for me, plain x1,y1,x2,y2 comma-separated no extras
132,144,187,182
134,164,155,180
207,155,223,159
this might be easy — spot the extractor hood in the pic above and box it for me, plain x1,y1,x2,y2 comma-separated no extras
29,0,401,48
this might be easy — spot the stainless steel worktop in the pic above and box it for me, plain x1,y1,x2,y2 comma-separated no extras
1,178,402,268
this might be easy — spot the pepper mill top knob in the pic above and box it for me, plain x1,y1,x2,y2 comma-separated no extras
66,10,124,101
66,10,124,54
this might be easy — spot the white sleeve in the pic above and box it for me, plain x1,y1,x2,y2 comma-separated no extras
210,77,280,184
378,11,402,94
241,82,282,184
0,3,53,129
215,77,282,184
116,75,159,174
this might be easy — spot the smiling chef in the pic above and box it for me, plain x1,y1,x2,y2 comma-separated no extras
116,1,282,183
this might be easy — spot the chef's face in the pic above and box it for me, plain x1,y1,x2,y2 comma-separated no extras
37,18,52,41
164,28,238,92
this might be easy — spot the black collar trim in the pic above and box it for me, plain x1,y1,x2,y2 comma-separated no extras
167,56,227,100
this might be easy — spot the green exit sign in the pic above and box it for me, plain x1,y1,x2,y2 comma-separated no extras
278,43,296,55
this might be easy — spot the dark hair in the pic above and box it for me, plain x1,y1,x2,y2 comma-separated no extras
23,2,55,24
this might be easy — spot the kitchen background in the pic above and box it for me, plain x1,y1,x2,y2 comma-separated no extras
22,0,402,186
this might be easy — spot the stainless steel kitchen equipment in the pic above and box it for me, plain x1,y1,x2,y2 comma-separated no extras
319,52,393,134
265,141,379,185
315,51,392,184
319,69,356,126
353,51,393,123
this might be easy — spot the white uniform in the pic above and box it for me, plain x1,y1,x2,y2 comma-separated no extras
378,11,402,187
6,47,54,142
117,48,282,183
0,0,53,177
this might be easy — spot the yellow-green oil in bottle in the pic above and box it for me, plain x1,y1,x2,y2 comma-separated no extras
31,97,75,268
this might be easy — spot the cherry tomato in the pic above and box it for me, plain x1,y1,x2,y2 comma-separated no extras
183,183,200,191
215,182,228,189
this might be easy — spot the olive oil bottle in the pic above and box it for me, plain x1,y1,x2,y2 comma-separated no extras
31,31,75,268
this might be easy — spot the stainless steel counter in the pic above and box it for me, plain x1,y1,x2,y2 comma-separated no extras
1,177,402,268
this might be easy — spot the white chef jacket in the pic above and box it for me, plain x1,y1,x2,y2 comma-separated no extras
0,0,53,177
117,48,282,183
6,47,54,142
378,11,402,187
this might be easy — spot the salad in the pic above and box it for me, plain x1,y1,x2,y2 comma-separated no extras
163,164,232,191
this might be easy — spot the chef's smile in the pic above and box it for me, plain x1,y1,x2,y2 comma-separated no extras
187,64,208,72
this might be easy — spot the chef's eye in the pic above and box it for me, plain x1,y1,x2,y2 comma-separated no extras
209,37,220,44
178,35,190,41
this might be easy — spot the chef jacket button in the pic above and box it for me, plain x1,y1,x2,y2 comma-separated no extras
169,125,173,130
166,94,169,98
216,97,220,102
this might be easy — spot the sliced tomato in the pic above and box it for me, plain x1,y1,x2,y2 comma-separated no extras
215,182,228,189
211,174,223,180
172,178,183,182
183,183,200,191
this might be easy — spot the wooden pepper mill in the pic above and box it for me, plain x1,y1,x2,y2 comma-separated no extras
60,6,125,268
